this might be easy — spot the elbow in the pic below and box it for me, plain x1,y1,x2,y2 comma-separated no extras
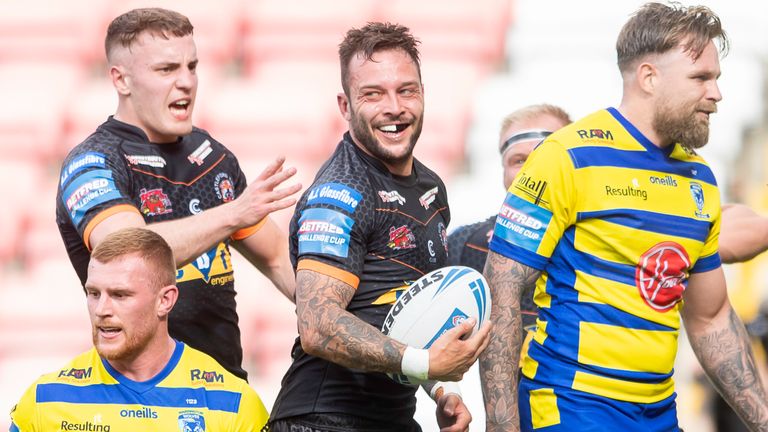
296,312,325,357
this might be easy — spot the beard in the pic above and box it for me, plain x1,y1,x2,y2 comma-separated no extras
653,99,714,151
349,105,423,167
92,320,154,362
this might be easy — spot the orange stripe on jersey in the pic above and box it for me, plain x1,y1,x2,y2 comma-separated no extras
83,204,142,250
231,217,267,240
374,206,448,226
130,154,226,186
297,259,360,289
466,243,489,253
370,254,425,275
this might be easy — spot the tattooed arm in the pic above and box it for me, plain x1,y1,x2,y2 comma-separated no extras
295,268,491,380
480,251,541,432
683,267,768,432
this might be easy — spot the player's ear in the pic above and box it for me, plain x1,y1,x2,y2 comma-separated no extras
111,65,131,96
637,61,657,94
157,285,178,317
337,92,352,121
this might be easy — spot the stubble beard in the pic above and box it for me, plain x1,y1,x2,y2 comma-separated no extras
349,106,422,167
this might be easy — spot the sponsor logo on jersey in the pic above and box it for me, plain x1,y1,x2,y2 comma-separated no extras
605,183,648,201
63,169,122,227
636,241,690,312
176,243,232,284
419,186,438,209
120,407,158,419
577,128,614,141
690,181,710,219
190,369,224,383
189,198,202,214
60,421,111,431
214,173,235,203
178,410,206,432
378,190,406,205
307,182,362,213
124,154,166,168
139,188,173,216
58,367,92,380
493,193,552,253
388,225,416,250
649,175,678,187
513,173,548,205
60,151,106,187
188,139,212,166
298,208,354,258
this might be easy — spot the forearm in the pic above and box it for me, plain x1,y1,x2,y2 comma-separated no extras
233,220,296,302
147,203,240,267
688,307,768,431
296,270,406,373
480,252,538,431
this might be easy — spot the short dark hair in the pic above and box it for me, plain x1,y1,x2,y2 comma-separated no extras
91,227,176,288
338,22,421,96
105,7,193,61
616,2,728,73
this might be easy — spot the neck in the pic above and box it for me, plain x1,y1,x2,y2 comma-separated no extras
107,334,176,382
618,98,671,149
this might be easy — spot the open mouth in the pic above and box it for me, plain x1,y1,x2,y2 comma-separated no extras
98,326,122,338
377,123,409,136
169,99,190,118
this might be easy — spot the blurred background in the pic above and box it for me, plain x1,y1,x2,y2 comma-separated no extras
1,0,767,430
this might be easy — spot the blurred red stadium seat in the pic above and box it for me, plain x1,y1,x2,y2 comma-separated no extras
0,0,108,64
197,66,340,162
0,62,86,163
376,0,512,66
241,0,375,72
106,0,245,69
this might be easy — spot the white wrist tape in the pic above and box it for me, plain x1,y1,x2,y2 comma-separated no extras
430,381,462,400
401,347,430,381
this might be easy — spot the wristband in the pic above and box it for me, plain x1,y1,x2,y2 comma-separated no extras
401,347,430,381
430,381,462,400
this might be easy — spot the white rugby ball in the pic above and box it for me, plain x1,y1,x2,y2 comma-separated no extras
381,265,491,385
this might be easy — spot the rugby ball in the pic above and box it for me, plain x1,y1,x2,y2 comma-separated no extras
381,266,491,385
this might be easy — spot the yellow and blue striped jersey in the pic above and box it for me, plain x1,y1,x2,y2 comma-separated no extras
10,340,268,431
489,108,722,403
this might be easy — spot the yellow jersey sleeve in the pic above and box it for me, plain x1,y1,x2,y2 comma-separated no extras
489,139,578,269
231,383,269,431
10,382,39,432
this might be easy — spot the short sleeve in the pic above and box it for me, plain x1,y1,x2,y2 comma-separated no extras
692,194,722,273
10,382,38,432
58,149,138,246
295,181,368,288
488,140,577,270
232,384,269,432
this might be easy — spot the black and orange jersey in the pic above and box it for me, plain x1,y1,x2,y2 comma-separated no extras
448,217,538,334
56,116,260,380
271,133,450,426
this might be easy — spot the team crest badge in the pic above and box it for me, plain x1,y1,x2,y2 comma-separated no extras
178,410,206,432
388,225,416,250
689,181,709,219
438,222,448,254
214,173,236,203
139,188,172,216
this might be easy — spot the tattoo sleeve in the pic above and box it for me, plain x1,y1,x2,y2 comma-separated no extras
295,269,405,373
688,307,768,431
480,251,541,432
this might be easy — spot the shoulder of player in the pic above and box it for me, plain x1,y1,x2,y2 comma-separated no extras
31,348,99,385
178,344,252,391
